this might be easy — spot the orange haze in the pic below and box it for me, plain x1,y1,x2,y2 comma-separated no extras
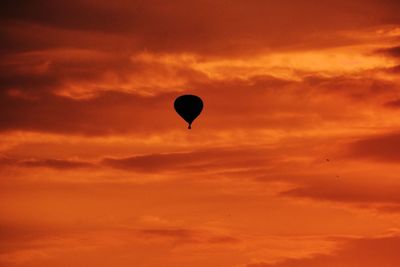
1,1,400,266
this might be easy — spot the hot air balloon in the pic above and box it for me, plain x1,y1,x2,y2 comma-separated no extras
174,95,203,129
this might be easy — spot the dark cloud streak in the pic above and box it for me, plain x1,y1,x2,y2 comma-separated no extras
246,235,400,267
349,132,400,162
1,0,398,55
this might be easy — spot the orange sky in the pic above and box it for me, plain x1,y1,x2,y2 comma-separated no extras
1,1,400,266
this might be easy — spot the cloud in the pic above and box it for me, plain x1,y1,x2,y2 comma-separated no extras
0,74,334,135
282,182,400,205
1,0,399,56
1,223,239,255
139,227,240,246
374,204,400,213
140,228,194,239
0,156,93,170
385,98,400,108
0,221,90,256
388,65,400,73
0,219,241,267
302,74,399,100
1,1,400,266
348,132,400,162
376,45,400,58
1,10,398,136
20,159,93,169
102,147,271,173
246,235,400,267
0,90,180,135
0,47,205,98
139,228,201,245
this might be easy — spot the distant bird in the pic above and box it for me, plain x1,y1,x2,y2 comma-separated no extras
174,95,203,129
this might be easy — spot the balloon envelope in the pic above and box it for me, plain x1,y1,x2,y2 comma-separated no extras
174,95,203,129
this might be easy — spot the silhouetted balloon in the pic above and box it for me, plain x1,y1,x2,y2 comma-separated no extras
174,95,203,129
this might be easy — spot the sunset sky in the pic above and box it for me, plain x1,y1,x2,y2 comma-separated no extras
1,1,400,266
